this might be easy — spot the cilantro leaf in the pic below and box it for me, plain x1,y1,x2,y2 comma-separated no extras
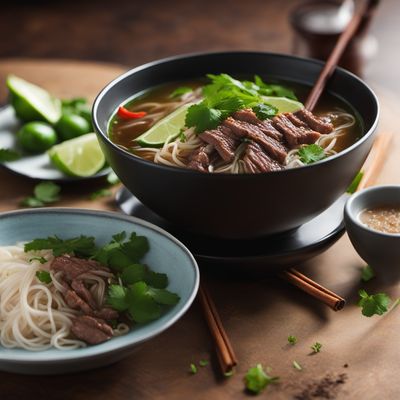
112,231,126,243
121,264,147,285
254,75,297,100
346,171,363,194
35,270,52,284
361,265,375,282
199,360,209,367
189,363,198,374
293,360,302,371
127,282,161,323
288,335,297,345
358,289,391,317
24,235,96,257
298,144,326,164
148,287,180,305
0,148,21,162
170,87,193,98
311,342,322,353
29,256,47,264
252,103,277,120
107,284,129,311
34,182,61,203
121,232,149,263
89,188,112,200
185,103,222,133
244,364,279,394
145,270,168,289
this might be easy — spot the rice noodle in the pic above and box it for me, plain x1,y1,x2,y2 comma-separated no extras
0,245,129,351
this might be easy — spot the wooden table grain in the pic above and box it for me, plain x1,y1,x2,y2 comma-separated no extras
0,59,400,400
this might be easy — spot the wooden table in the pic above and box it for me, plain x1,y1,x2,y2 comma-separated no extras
0,59,400,400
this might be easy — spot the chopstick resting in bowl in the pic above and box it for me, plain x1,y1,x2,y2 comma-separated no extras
282,131,393,310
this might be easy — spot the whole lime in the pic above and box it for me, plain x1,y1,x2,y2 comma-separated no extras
17,122,58,153
55,113,91,141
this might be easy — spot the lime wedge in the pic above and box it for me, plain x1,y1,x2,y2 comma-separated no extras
48,133,105,177
136,102,193,148
262,96,303,113
7,75,62,124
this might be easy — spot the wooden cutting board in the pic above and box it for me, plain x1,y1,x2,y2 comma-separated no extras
0,59,399,400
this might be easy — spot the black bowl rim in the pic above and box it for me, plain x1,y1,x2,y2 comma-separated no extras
344,185,400,238
92,50,380,178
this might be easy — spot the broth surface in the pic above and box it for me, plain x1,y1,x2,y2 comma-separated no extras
360,205,400,234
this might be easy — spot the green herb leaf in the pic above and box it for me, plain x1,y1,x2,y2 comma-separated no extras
107,284,129,311
29,256,47,264
358,289,391,317
0,148,21,162
244,364,279,394
107,171,120,185
121,232,149,263
361,265,375,282
254,75,297,100
185,103,222,133
89,188,112,200
35,270,52,284
145,270,168,289
24,235,96,257
170,87,193,98
311,342,322,353
288,335,297,345
252,103,277,120
121,264,147,285
189,363,198,374
293,360,302,371
346,171,364,194
224,369,235,377
199,360,209,367
20,196,45,208
112,231,126,243
178,129,187,143
34,182,61,203
126,281,161,323
298,144,326,164
148,287,180,305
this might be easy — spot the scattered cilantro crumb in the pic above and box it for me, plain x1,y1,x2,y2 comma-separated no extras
89,188,112,200
199,360,209,367
311,342,322,353
224,369,235,378
35,270,52,284
346,171,363,194
0,148,21,162
358,289,391,317
293,360,302,371
29,256,47,264
361,265,375,282
298,144,325,164
190,363,197,374
244,364,279,394
20,182,61,208
288,335,297,345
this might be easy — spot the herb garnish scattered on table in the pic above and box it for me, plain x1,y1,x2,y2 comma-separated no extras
361,265,375,282
358,289,391,317
20,181,61,208
244,364,279,394
346,171,364,194
189,363,198,374
89,188,112,200
311,342,322,353
199,360,209,367
293,360,302,371
288,335,297,345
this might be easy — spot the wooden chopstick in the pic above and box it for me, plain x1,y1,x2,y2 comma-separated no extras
305,0,380,111
198,284,237,374
282,131,393,310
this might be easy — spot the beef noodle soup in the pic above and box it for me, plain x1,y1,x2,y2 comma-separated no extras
109,74,362,174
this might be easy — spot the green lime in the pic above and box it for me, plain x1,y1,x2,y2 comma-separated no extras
55,113,91,141
48,133,105,177
136,102,193,148
7,75,61,124
17,122,58,153
262,96,303,113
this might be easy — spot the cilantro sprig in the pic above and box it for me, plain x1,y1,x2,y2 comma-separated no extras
361,265,375,282
358,289,391,317
244,364,279,394
288,335,297,345
298,144,326,164
311,342,322,353
185,74,296,133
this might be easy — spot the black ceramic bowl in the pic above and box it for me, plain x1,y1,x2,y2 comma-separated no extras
93,52,379,239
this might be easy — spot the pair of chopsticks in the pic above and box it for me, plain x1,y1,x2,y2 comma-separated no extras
198,0,381,374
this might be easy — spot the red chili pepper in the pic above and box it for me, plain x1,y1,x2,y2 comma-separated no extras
117,106,147,119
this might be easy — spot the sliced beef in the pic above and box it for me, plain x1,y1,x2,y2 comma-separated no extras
199,127,239,162
272,113,321,147
51,255,108,281
295,108,333,134
233,109,283,141
242,142,283,173
71,316,113,345
71,279,98,309
187,144,214,172
223,117,287,163
64,289,93,314
93,307,119,321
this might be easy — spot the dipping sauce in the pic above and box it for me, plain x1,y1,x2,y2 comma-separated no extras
360,205,400,234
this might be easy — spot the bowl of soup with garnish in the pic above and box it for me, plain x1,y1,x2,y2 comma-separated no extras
344,185,400,269
93,51,379,239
